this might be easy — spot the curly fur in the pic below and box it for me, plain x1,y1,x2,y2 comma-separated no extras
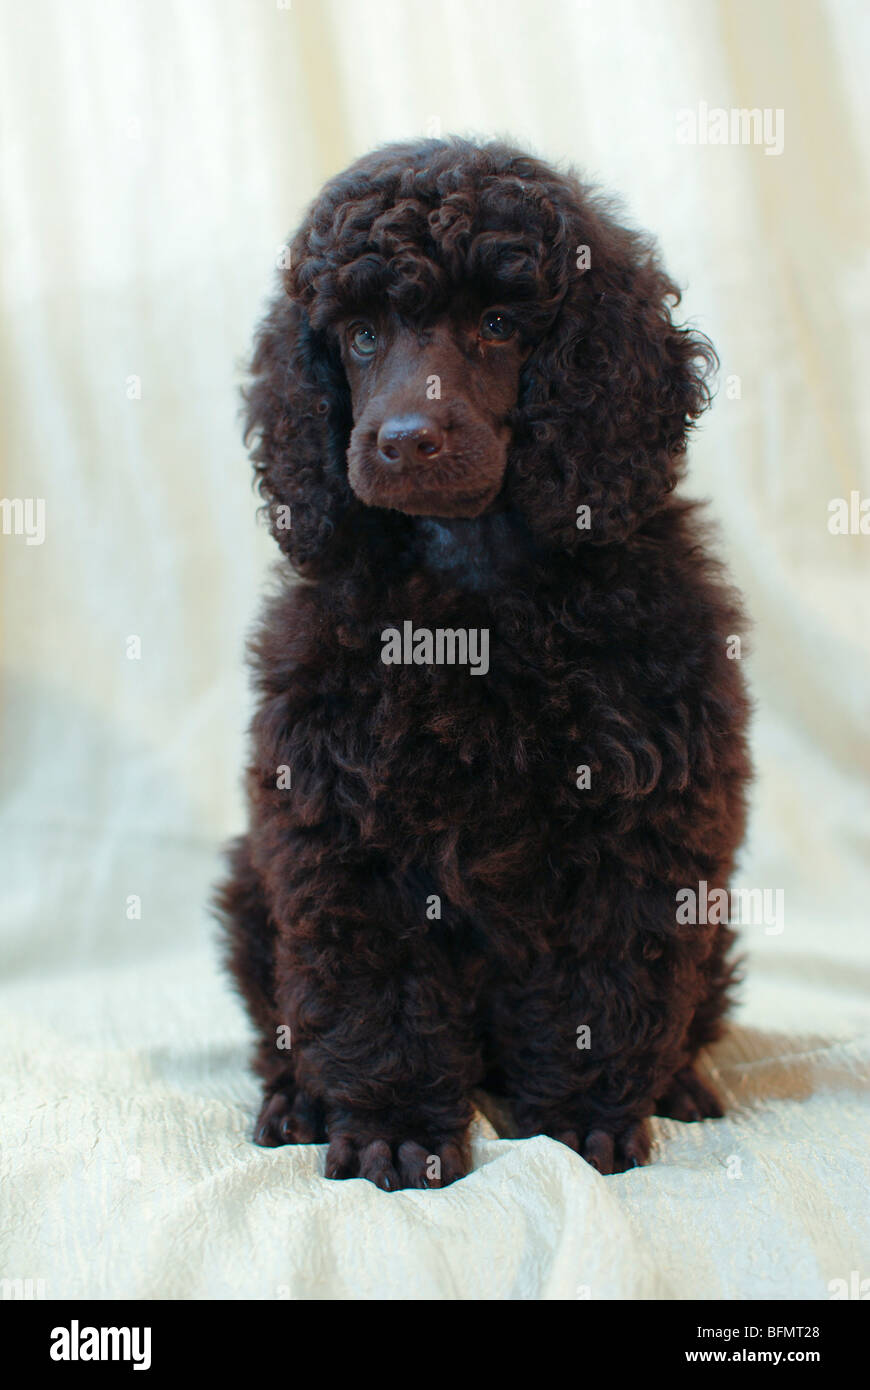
216,137,751,1189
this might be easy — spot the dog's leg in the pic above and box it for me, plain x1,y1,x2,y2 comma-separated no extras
214,835,325,1145
215,835,277,1038
492,885,723,1173
654,923,739,1120
260,840,478,1189
684,921,741,1052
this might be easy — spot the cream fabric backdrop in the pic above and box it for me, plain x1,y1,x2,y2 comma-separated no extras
1,0,868,1299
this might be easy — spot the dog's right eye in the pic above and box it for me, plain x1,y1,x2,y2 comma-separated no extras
348,322,378,357
479,309,516,342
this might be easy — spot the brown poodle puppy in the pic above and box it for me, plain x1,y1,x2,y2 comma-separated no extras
216,137,751,1189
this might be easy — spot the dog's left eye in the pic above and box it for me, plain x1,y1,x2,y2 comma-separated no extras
479,309,516,341
348,322,378,357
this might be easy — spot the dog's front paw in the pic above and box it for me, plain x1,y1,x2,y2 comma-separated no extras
553,1119,651,1174
324,1131,469,1190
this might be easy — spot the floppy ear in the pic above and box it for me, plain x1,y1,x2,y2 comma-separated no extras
243,286,356,577
508,220,717,549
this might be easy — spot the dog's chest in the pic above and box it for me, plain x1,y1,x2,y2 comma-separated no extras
326,597,581,836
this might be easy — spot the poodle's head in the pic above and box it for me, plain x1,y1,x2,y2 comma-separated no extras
245,137,716,574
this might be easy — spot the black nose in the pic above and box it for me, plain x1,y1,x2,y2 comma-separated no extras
376,414,445,466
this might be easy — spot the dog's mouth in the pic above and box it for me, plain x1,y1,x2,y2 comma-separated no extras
346,423,510,519
347,455,504,517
